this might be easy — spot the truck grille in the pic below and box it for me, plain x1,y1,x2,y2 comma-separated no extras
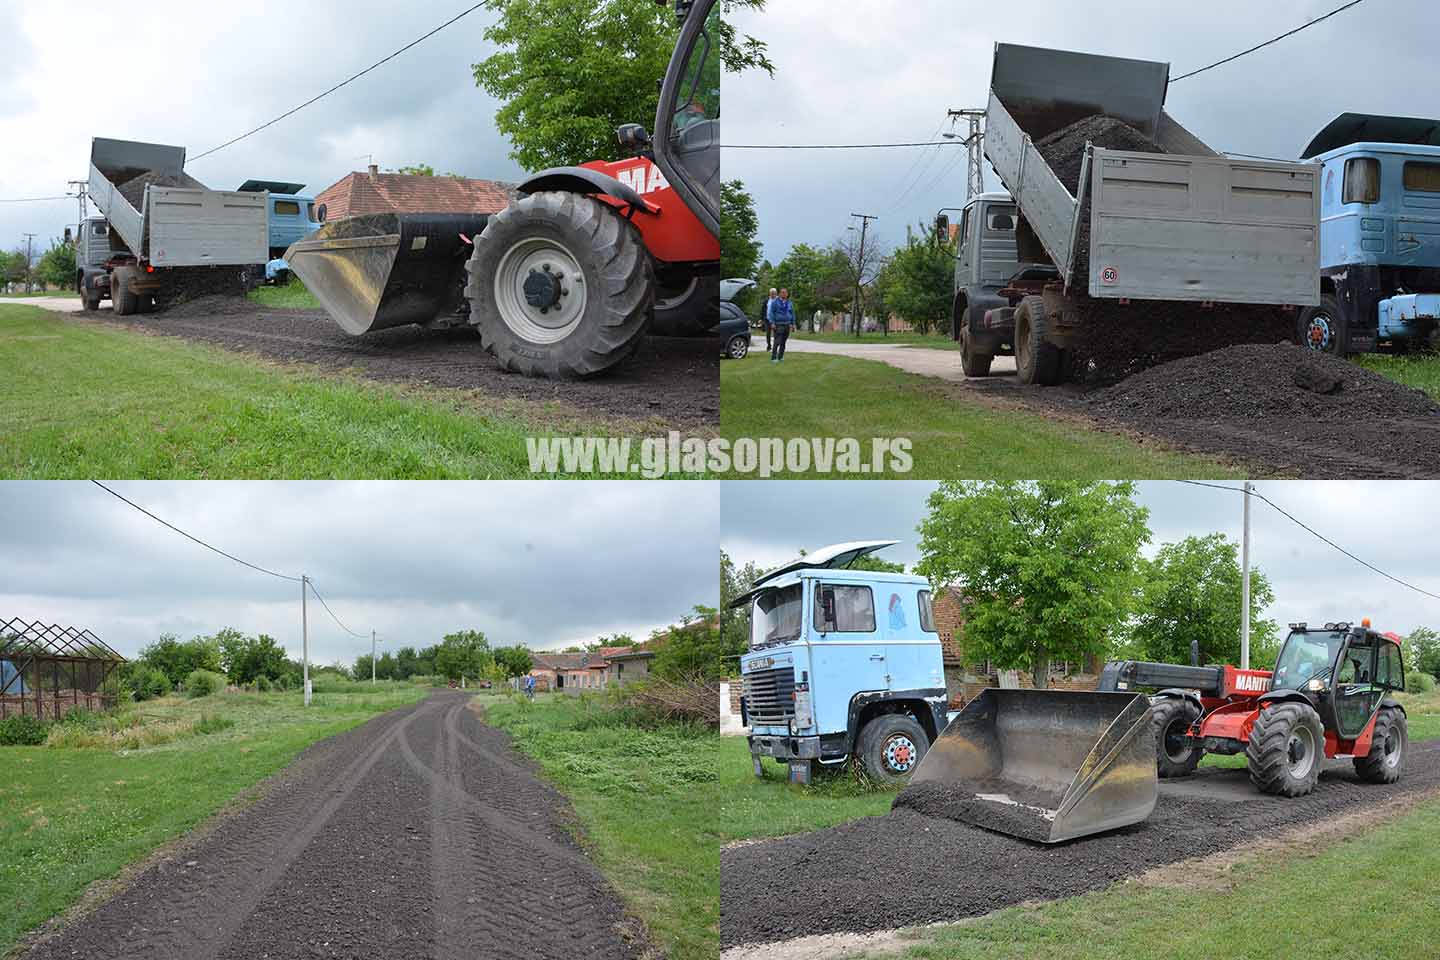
744,666,796,724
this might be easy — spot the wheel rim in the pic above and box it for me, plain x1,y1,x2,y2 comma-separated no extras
656,276,698,311
1286,725,1316,780
728,336,748,359
1384,728,1402,769
883,734,918,773
1164,716,1191,763
1016,314,1031,372
493,237,588,344
1305,313,1335,351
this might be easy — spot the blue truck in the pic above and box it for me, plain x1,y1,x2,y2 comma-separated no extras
1298,113,1440,354
235,180,320,283
732,541,950,785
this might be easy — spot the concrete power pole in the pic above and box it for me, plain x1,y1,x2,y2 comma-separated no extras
1241,481,1254,670
849,213,877,336
302,575,311,706
22,234,36,293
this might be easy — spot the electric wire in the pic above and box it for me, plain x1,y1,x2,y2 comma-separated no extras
721,140,966,150
1170,0,1369,82
307,580,367,638
0,196,73,203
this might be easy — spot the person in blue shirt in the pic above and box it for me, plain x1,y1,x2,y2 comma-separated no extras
768,288,795,362
524,673,536,699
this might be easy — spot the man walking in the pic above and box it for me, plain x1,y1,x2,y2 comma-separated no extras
769,288,795,362
758,287,776,351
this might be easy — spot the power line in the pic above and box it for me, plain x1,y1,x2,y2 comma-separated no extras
307,580,367,638
722,140,966,150
89,480,302,582
884,115,953,213
0,196,74,203
1175,480,1440,602
1170,0,1369,82
189,2,486,163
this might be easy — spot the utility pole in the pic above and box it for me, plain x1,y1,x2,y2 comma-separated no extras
371,629,377,684
1241,481,1253,670
22,234,35,293
849,213,877,336
947,108,987,200
67,180,88,225
302,575,311,706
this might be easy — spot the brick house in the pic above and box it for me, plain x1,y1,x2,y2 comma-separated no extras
530,646,645,693
313,164,514,221
604,648,655,686
528,653,587,692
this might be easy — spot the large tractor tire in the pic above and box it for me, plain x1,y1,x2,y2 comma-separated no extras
1150,697,1203,778
466,191,654,379
1014,295,1062,386
1354,707,1407,784
111,266,139,316
856,714,930,786
1246,702,1325,797
1297,293,1349,356
959,309,993,377
651,274,719,337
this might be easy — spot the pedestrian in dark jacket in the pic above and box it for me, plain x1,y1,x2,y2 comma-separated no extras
769,288,796,362
758,287,776,350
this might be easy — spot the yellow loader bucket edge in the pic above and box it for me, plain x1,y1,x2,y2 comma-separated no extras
894,689,1157,843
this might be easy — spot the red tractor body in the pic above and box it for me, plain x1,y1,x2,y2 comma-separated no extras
582,156,720,266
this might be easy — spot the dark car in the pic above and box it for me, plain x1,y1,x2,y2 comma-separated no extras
719,301,751,359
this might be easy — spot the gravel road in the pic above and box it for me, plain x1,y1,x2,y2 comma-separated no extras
20,692,643,960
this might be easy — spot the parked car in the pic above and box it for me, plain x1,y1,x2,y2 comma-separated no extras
719,300,750,358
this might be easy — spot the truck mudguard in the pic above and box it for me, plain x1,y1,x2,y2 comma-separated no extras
516,166,650,214
846,688,949,751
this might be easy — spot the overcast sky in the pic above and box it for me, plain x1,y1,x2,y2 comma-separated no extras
0,481,719,667
721,481,1440,637
724,0,1440,266
0,0,526,262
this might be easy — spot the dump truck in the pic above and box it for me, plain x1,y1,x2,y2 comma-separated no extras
1099,619,1407,797
1296,113,1440,354
79,138,269,313
286,0,720,379
945,43,1321,385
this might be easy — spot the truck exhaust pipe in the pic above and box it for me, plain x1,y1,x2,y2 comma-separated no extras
896,689,1157,843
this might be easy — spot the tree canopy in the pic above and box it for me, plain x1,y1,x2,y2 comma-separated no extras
878,222,954,335
718,0,774,76
35,238,75,290
721,180,760,281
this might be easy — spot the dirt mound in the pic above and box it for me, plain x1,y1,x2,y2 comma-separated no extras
1036,115,1168,194
892,780,1063,843
117,170,208,209
1088,343,1440,421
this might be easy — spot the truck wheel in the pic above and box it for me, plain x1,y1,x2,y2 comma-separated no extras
466,191,654,379
857,714,929,785
1297,293,1349,355
1150,697,1203,778
81,288,100,311
651,274,719,336
1246,702,1325,797
959,311,993,377
1354,707,1406,784
112,266,139,316
1014,295,1062,386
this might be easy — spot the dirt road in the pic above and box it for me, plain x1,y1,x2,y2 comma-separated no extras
720,740,1440,949
21,692,643,960
759,334,1018,380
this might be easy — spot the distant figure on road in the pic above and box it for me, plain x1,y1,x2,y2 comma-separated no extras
769,288,795,362
759,287,776,351
524,674,536,700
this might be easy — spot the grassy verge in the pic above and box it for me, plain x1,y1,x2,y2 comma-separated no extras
720,352,1243,478
719,735,891,842
0,304,696,478
481,691,717,960
0,686,427,953
0,291,77,299
1358,352,1440,400
247,280,321,310
792,331,961,351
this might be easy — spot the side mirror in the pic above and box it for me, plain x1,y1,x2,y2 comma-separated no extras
314,203,327,224
617,124,652,152
934,214,949,241
63,227,73,244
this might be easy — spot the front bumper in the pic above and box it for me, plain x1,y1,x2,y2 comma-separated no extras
749,733,821,760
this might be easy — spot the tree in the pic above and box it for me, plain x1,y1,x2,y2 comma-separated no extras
138,634,223,686
720,550,764,665
651,605,727,680
35,238,76,290
881,222,955,335
720,180,761,281
771,242,850,329
588,633,636,652
493,645,534,679
388,163,464,178
433,630,493,681
1126,534,1280,670
1408,627,1440,678
218,629,291,685
473,0,677,171
917,481,1152,688
847,554,905,574
718,0,774,76
837,227,886,334
1,250,27,288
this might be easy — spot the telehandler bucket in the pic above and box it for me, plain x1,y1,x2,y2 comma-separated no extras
903,689,1156,843
284,212,491,335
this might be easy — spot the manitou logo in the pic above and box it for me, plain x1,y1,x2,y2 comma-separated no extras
615,162,671,196
1235,673,1269,693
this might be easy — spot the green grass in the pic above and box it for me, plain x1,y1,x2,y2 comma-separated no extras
874,795,1440,960
0,686,426,953
719,736,892,842
720,352,1243,478
482,691,717,960
0,290,77,299
0,303,692,478
247,279,321,310
792,331,962,351
1358,352,1440,400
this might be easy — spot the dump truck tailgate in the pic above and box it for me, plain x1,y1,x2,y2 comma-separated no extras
144,188,269,267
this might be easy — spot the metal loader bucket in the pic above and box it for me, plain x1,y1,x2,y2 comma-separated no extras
900,689,1156,843
284,212,490,335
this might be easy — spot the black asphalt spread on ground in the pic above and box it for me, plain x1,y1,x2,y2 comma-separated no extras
21,692,643,960
93,296,719,428
720,740,1440,948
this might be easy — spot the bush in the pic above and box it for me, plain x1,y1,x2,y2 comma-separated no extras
1406,669,1436,693
184,669,227,698
255,675,273,692
133,668,172,701
194,713,235,735
0,714,50,746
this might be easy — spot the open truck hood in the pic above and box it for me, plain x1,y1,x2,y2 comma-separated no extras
236,179,307,196
1303,112,1440,159
727,540,900,609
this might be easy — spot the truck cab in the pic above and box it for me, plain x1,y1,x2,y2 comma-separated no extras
236,180,321,282
1300,113,1440,353
941,192,1033,377
733,540,948,785
72,216,117,309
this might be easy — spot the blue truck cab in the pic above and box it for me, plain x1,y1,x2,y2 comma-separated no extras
1299,113,1440,353
236,180,321,282
733,540,949,785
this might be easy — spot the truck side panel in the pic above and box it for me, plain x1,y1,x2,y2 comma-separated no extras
1088,150,1320,305
145,188,270,267
984,90,1077,272
88,159,146,256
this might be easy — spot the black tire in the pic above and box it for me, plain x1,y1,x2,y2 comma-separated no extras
725,333,749,359
652,274,719,336
1354,707,1406,784
959,309,993,377
1246,701,1325,797
111,266,139,316
856,714,930,785
1014,295,1062,386
466,191,654,379
1150,697,1203,778
81,289,100,311
1297,292,1349,356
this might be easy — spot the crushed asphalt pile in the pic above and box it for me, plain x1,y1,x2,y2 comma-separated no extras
720,741,1440,948
892,780,1065,843
117,170,208,209
1036,115,1168,194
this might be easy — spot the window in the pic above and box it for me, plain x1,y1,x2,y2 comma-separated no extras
273,200,301,216
753,584,802,647
814,584,875,633
1403,162,1440,194
92,223,108,237
918,590,936,633
958,207,972,249
1378,641,1405,690
670,3,720,134
986,206,1017,231
1343,157,1381,204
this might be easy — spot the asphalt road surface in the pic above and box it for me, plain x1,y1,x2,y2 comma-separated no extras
21,692,643,960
